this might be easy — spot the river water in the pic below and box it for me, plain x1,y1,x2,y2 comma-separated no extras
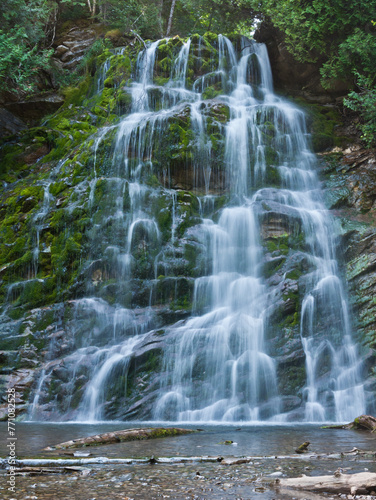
1,422,375,458
1,423,376,499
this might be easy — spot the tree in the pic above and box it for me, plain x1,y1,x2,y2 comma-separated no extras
178,0,257,35
0,0,54,94
250,0,376,83
166,0,176,36
251,0,376,146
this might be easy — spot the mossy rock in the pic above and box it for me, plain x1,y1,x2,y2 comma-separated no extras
312,133,334,153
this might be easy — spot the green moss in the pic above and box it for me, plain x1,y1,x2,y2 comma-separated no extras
265,235,290,255
50,209,70,231
49,181,68,197
19,186,43,199
117,90,132,114
144,351,160,373
202,86,222,100
62,76,91,106
105,53,132,88
154,76,169,86
202,32,218,45
156,208,172,241
158,57,172,75
263,256,286,278
285,268,303,281
157,41,172,59
292,99,343,153
184,243,198,275
278,363,306,395
312,134,334,152
212,104,230,122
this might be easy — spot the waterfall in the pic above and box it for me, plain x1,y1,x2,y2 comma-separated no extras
26,34,366,423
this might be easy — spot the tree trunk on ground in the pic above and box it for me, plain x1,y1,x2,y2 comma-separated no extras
43,427,196,450
276,471,376,495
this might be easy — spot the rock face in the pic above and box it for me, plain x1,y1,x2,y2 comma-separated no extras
0,22,104,128
52,24,98,71
0,108,27,138
321,146,376,414
0,32,374,422
254,22,350,103
4,93,65,125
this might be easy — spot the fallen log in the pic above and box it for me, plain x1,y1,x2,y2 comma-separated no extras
1,456,223,468
322,414,376,432
43,427,196,450
346,415,376,432
13,466,81,476
221,457,252,465
276,471,376,495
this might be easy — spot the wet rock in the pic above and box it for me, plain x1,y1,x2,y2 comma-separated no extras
0,108,27,137
295,441,310,454
5,93,64,124
279,395,302,413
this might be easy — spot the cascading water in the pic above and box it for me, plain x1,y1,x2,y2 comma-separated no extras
27,33,366,423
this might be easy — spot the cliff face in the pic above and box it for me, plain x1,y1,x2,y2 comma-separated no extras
255,22,376,404
0,29,374,422
254,22,350,104
322,146,376,412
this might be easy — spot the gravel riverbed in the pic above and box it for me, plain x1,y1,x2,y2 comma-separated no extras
1,454,376,500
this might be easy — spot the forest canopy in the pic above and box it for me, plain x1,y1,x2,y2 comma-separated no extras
1,0,375,145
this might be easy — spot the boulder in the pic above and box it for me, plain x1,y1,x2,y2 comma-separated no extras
5,93,64,124
0,108,27,137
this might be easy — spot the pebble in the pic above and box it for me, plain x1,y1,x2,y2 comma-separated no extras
1,456,376,499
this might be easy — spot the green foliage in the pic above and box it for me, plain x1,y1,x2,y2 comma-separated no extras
253,0,376,147
103,0,257,38
254,0,376,65
344,74,376,148
320,29,376,87
103,0,164,39
177,0,257,36
0,27,52,93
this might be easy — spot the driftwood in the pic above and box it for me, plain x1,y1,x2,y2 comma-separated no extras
1,456,223,468
276,471,376,495
323,414,376,432
346,414,376,432
13,466,89,476
43,427,196,450
221,457,251,465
